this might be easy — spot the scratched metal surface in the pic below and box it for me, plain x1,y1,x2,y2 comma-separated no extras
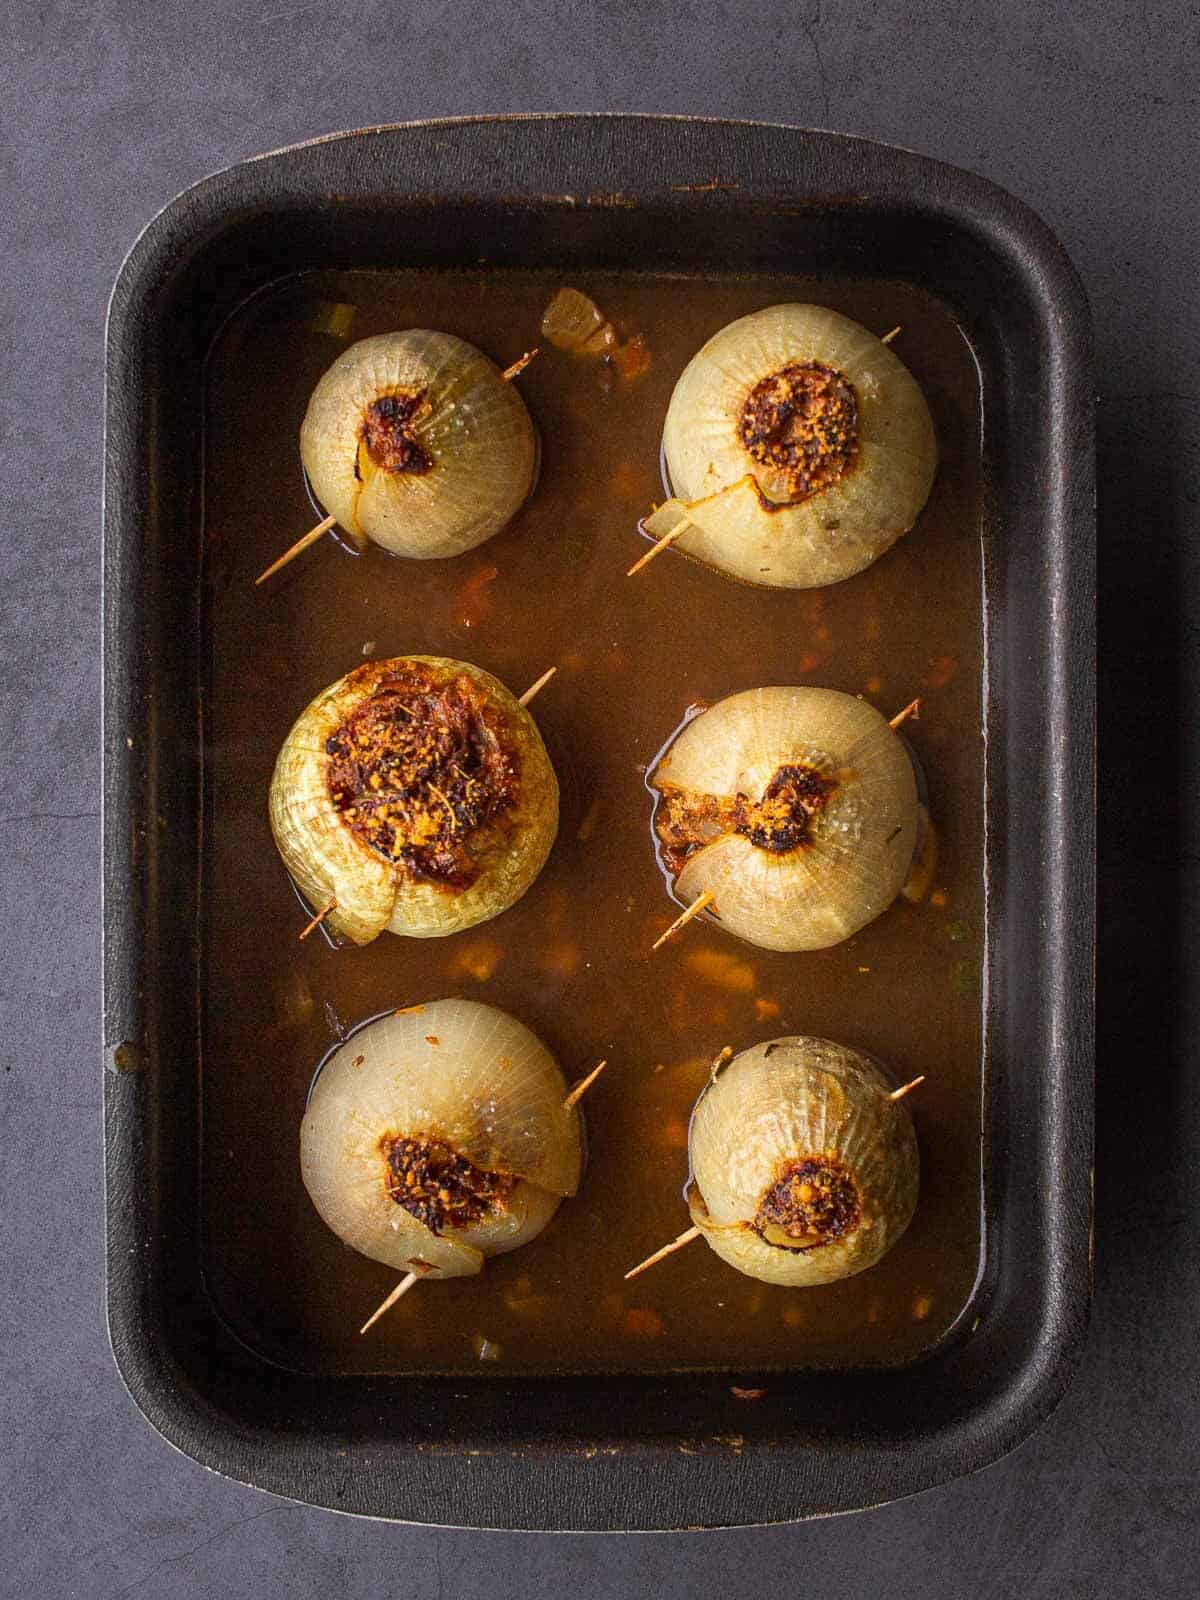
4,0,1196,1593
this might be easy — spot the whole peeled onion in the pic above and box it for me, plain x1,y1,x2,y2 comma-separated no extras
270,655,558,944
685,1036,919,1287
300,330,537,559
651,686,918,952
301,1001,584,1281
644,304,936,588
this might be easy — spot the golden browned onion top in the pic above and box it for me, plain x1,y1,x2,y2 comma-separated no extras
359,391,434,475
654,761,837,878
737,360,859,503
381,1131,516,1236
751,1154,862,1251
323,662,520,890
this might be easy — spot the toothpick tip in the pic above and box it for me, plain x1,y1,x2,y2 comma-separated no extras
626,516,692,576
359,1263,436,1334
518,665,557,707
501,347,539,382
888,1075,926,1102
624,1225,703,1281
888,697,922,730
651,889,716,950
563,1059,607,1111
298,895,337,941
255,513,337,585
709,1044,733,1082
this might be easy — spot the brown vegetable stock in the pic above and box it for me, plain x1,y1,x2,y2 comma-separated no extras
202,268,985,1376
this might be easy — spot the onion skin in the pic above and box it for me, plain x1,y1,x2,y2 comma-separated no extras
654,304,936,588
300,1001,584,1279
687,1036,919,1286
652,687,918,952
300,331,537,559
269,655,558,944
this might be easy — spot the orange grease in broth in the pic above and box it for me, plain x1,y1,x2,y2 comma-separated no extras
201,269,985,1376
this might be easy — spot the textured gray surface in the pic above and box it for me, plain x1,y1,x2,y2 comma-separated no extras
2,1,1195,1595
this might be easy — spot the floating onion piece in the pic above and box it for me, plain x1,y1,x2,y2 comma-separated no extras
541,287,617,355
270,655,558,944
647,304,936,588
312,300,357,338
300,330,537,559
541,288,648,382
301,1001,584,1281
651,687,919,952
685,1036,919,1286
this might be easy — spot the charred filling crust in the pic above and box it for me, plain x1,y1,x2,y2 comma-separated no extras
359,392,433,475
325,666,520,888
654,762,835,875
738,361,858,503
382,1133,517,1235
733,764,836,852
752,1156,861,1250
654,786,730,877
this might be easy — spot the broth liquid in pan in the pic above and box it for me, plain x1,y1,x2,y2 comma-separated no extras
201,269,985,1376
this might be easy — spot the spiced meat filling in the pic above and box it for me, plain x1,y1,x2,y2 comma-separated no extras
654,786,731,877
654,762,835,874
324,668,519,887
382,1133,516,1235
732,763,835,853
753,1156,861,1251
738,361,858,502
360,391,433,475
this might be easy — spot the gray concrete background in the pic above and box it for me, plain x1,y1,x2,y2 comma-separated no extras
3,1,1196,1594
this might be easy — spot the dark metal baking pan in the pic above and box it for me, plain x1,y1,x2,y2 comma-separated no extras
102,114,1094,1529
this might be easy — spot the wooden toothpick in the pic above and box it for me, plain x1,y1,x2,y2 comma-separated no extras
501,348,540,382
881,325,902,345
625,1225,703,1281
888,1075,926,1102
518,666,557,707
709,1044,734,1082
651,889,716,950
359,1261,437,1335
563,1059,607,1111
298,895,337,940
889,698,921,730
626,516,693,577
255,513,337,585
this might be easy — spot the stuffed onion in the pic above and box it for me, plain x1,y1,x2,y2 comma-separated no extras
270,655,558,944
301,1001,584,1299
642,304,936,588
651,686,919,952
300,330,537,560
628,1036,919,1288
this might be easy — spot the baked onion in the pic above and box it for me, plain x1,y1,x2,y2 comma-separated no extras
685,1036,919,1286
651,687,919,952
301,1001,584,1281
644,304,936,587
270,655,558,944
300,330,537,559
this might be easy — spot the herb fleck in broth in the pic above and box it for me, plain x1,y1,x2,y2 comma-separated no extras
201,269,985,1376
